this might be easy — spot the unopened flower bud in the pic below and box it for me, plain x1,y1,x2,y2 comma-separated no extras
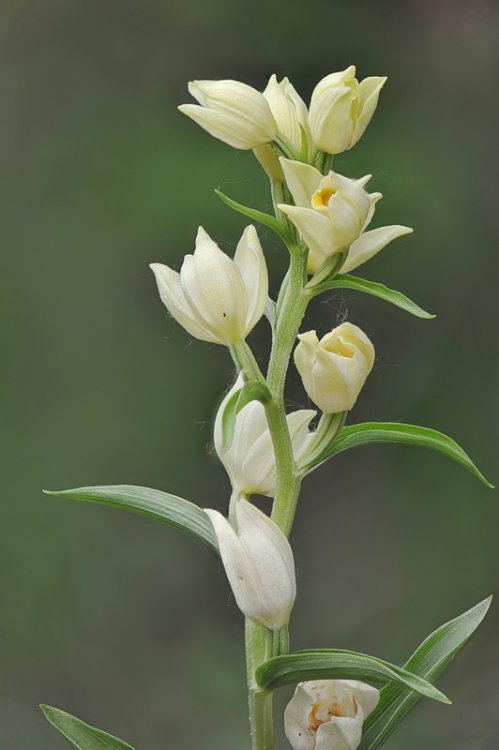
285,679,380,750
214,376,316,497
263,74,311,156
309,66,386,155
178,80,277,150
294,323,375,414
205,499,296,630
150,225,268,345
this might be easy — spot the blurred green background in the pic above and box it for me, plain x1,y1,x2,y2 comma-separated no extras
1,1,498,748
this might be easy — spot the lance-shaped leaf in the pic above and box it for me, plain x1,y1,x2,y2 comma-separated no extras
220,379,272,453
360,596,492,750
41,705,136,750
256,649,449,703
303,422,492,488
43,485,218,551
215,189,292,244
310,273,435,319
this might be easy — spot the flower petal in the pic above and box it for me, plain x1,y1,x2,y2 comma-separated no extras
352,76,387,145
280,158,323,208
181,227,248,343
204,508,262,620
234,225,269,335
236,500,296,629
342,224,413,273
178,104,267,150
286,409,317,461
340,680,380,719
315,715,363,750
149,263,217,342
310,66,357,102
278,204,334,266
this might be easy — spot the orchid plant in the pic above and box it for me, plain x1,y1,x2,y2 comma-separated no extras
42,66,493,750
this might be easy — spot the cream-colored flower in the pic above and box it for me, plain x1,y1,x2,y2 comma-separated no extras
205,499,296,630
284,679,380,750
278,158,413,274
214,376,316,497
178,80,277,150
150,225,268,345
294,323,375,414
263,74,311,156
309,65,386,155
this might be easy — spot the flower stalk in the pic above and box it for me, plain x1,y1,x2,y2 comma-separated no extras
42,67,493,750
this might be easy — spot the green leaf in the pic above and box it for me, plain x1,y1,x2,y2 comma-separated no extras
220,379,272,453
311,422,493,488
311,273,435,319
215,189,291,244
360,596,492,750
43,484,218,551
255,649,449,704
41,705,136,750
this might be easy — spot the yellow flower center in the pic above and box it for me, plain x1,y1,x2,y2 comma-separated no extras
324,341,354,358
312,187,336,209
308,698,358,732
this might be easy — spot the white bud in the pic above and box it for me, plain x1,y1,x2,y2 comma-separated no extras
263,74,311,156
178,80,277,150
284,679,380,750
214,376,316,497
294,323,375,414
309,66,387,155
205,499,296,630
278,158,412,274
150,225,268,345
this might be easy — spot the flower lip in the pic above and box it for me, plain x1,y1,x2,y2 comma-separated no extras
312,187,337,209
323,339,355,358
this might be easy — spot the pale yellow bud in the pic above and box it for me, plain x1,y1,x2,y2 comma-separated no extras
178,79,277,150
309,66,387,155
263,74,311,156
150,226,268,345
294,323,375,413
205,499,296,630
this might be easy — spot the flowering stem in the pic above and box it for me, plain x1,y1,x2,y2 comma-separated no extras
246,619,274,750
267,248,309,536
230,340,298,538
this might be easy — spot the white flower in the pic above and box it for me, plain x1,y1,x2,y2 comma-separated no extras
278,158,413,274
263,74,311,156
308,65,386,155
150,225,268,345
205,499,296,629
284,679,380,750
178,80,277,150
214,376,316,497
294,323,375,414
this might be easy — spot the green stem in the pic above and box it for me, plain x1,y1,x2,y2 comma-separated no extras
246,620,274,750
266,249,309,535
230,340,265,384
230,339,299,536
